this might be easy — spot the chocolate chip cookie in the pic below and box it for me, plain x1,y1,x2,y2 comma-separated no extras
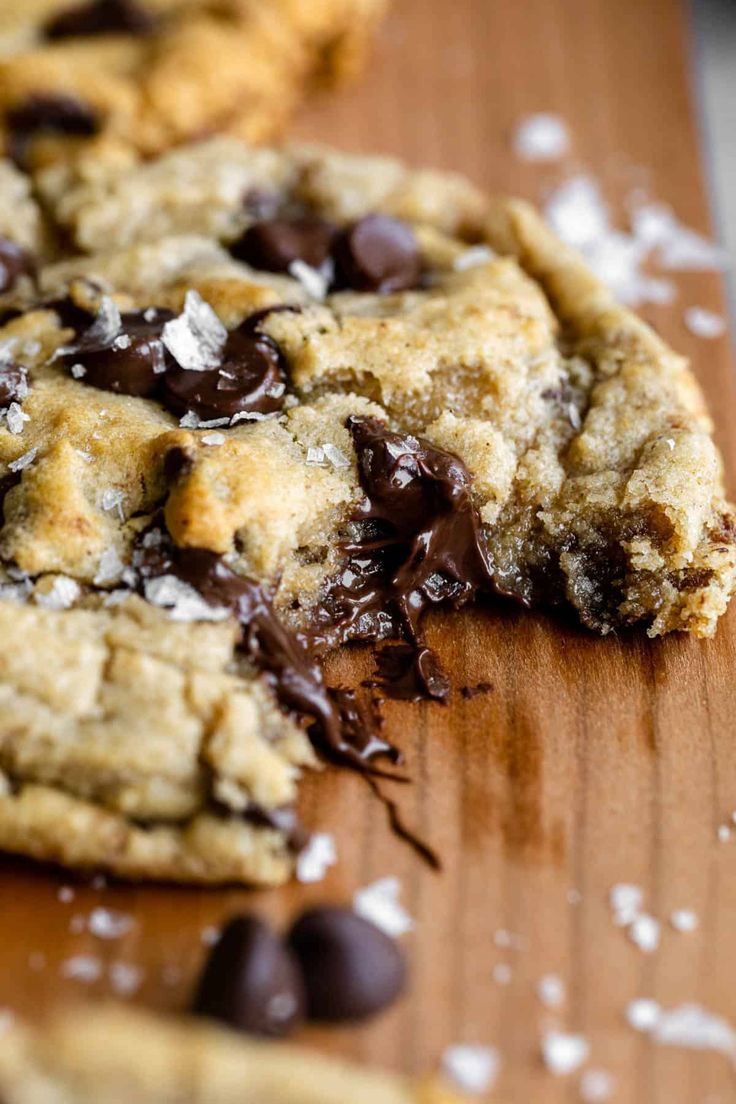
0,1,388,168
0,1004,458,1103
0,137,733,883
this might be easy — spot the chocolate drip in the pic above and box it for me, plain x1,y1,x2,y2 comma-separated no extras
313,416,498,699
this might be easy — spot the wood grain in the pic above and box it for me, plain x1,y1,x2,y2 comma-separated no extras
1,1,735,1100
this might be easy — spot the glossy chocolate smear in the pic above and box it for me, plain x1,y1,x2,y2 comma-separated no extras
193,915,305,1038
333,214,421,293
7,95,99,167
313,416,496,699
0,238,36,294
289,906,407,1022
160,327,286,420
137,540,398,772
62,308,175,397
230,216,336,274
44,0,154,39
0,363,28,407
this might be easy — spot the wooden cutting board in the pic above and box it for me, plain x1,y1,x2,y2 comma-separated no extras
2,1,735,1100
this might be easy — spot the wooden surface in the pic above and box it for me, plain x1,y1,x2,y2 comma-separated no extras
1,1,736,1100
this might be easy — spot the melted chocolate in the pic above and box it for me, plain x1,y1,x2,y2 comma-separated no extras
231,216,336,274
333,215,421,293
0,238,36,294
312,416,497,698
62,308,175,397
44,0,154,39
160,327,285,420
7,95,99,167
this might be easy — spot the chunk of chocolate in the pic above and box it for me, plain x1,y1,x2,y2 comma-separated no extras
333,215,421,293
193,915,305,1038
44,0,154,39
62,308,175,397
7,94,100,167
230,216,337,274
160,327,286,420
289,906,407,1022
0,238,36,294
0,363,27,407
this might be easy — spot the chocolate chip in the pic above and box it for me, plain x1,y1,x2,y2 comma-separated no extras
63,309,175,397
163,445,195,483
0,363,27,406
0,238,36,294
193,915,305,1038
7,95,100,167
333,215,421,293
44,0,154,39
289,906,407,1022
230,216,337,274
160,327,285,420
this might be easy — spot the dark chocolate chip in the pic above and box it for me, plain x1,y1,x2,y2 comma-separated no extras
44,0,154,39
193,915,305,1038
289,906,407,1022
63,309,175,397
230,216,337,274
160,327,285,420
333,215,421,293
0,238,36,294
163,445,195,484
0,363,27,407
7,95,100,167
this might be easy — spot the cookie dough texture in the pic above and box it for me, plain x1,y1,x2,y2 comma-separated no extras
0,137,734,884
0,0,389,165
0,1005,459,1104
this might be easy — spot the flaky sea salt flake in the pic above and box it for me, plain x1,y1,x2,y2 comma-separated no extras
628,913,660,953
513,113,570,161
35,576,81,611
60,955,103,983
201,432,225,446
442,1045,500,1093
296,833,337,884
162,289,227,371
670,909,698,933
626,998,661,1032
5,402,29,434
88,907,135,940
322,443,350,469
537,973,565,1008
8,447,37,473
93,547,125,585
453,244,496,271
353,876,414,937
542,1031,590,1076
684,307,726,340
609,883,643,926
109,962,144,996
289,259,329,300
144,575,230,623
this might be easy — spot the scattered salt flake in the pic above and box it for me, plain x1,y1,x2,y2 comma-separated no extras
494,928,527,950
626,998,661,1032
442,1045,500,1094
201,432,225,446
60,955,103,983
684,307,726,340
537,973,565,1008
88,907,135,940
670,909,698,933
492,963,513,985
289,259,330,300
113,334,132,351
99,488,125,517
162,289,226,371
580,1068,615,1102
631,203,728,270
57,885,75,904
0,1009,14,1036
85,297,122,345
353,876,414,937
609,883,643,926
296,833,337,884
143,308,158,323
513,113,570,161
652,1003,736,1058
5,402,29,435
306,446,326,465
35,576,81,611
93,547,124,585
322,443,350,469
628,913,660,954
541,1031,590,1076
144,575,230,623
109,962,144,996
201,926,220,947
8,446,37,472
718,824,731,843
453,245,496,271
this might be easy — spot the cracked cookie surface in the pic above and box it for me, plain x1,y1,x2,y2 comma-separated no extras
0,136,734,884
0,0,388,168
